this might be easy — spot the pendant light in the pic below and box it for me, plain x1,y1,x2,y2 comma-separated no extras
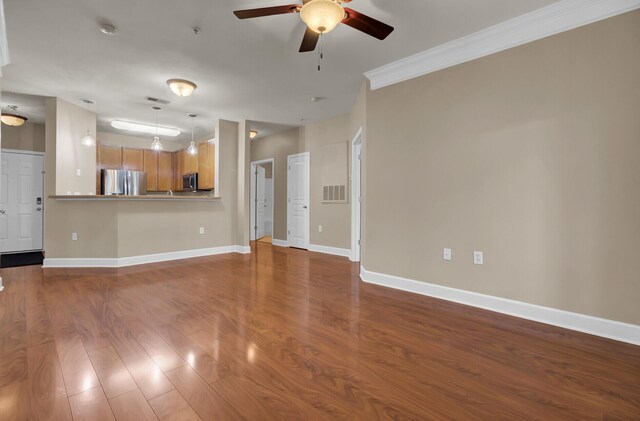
187,114,198,155
80,100,96,146
1,105,28,127
150,106,163,151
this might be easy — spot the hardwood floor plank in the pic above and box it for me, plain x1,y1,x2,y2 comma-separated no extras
88,346,138,399
166,365,242,421
0,380,29,421
55,333,101,396
148,390,201,421
68,386,116,421
108,389,158,421
27,342,73,421
26,303,55,347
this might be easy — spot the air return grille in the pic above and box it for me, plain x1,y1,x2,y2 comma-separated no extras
323,185,346,202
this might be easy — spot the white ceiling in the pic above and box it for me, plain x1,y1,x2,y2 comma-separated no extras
1,0,558,141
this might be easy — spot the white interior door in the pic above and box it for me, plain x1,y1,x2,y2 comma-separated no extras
256,166,266,239
0,152,44,253
287,153,309,249
250,164,267,241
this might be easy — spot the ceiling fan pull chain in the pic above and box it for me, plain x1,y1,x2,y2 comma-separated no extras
318,32,323,71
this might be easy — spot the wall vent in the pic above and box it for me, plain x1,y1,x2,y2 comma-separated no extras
323,185,346,203
144,96,170,105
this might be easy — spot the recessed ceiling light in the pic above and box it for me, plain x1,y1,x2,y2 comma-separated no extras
100,22,117,35
250,130,258,139
111,120,180,137
167,79,197,97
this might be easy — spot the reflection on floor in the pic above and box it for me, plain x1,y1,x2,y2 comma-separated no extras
257,235,272,244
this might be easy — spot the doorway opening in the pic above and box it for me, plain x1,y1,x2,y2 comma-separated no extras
351,128,362,263
250,158,275,245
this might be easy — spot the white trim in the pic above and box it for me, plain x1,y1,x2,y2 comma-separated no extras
308,244,351,258
272,239,289,247
0,0,9,70
42,245,249,268
1,149,46,156
360,266,640,346
350,128,363,262
365,0,640,90
0,276,4,292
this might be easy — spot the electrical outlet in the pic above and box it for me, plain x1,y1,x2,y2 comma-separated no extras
199,227,205,235
473,251,484,265
443,248,452,261
72,233,78,241
318,225,323,233
76,169,81,176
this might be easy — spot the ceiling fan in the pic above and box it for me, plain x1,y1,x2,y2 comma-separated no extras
233,0,394,53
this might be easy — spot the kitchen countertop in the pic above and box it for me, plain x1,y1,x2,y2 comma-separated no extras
49,195,221,201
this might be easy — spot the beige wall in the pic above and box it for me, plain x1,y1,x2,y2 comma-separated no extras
1,122,45,152
97,131,189,152
53,98,97,195
364,11,640,325
250,128,301,241
44,116,241,258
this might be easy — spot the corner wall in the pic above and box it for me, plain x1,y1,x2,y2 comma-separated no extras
364,11,640,325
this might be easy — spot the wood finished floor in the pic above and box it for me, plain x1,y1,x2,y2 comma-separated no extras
0,242,639,420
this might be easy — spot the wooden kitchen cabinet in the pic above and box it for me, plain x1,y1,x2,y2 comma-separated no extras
197,142,216,190
97,144,122,194
122,148,144,171
157,151,173,191
173,151,183,191
182,150,198,175
143,150,158,191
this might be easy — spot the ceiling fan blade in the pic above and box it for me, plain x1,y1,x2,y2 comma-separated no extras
299,27,320,52
234,5,299,19
341,8,394,40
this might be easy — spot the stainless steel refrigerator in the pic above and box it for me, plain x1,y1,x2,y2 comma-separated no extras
101,169,147,195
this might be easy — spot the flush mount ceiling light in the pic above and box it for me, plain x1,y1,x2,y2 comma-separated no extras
250,130,258,139
150,106,163,151
167,79,197,97
300,0,345,34
111,120,180,137
1,105,28,127
100,22,117,35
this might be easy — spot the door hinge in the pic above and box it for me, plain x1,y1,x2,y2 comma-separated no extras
288,165,291,170
358,239,361,245
358,154,361,160
288,230,290,235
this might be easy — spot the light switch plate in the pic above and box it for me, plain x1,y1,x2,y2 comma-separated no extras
473,251,484,265
76,169,81,176
443,248,452,261
318,225,323,233
72,233,78,241
199,227,205,235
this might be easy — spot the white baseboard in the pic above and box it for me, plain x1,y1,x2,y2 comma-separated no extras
271,239,288,247
360,266,640,346
308,244,351,258
43,245,249,268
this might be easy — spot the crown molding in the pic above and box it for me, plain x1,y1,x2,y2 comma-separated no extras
365,0,640,90
0,0,9,71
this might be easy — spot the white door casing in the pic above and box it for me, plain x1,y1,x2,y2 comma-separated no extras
256,165,266,239
0,151,44,253
250,159,274,242
351,128,363,262
287,152,310,249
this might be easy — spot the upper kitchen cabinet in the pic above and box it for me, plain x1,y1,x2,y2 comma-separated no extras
122,148,144,171
157,151,173,191
182,150,198,175
143,150,158,191
198,142,215,190
99,144,122,169
173,150,183,191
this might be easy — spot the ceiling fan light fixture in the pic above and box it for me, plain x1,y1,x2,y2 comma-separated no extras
1,113,28,127
250,130,258,139
300,0,344,34
167,79,197,97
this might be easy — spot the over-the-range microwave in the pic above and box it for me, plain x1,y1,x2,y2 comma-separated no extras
182,173,198,192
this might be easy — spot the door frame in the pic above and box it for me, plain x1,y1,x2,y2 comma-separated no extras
0,148,46,254
250,158,275,241
287,152,310,249
350,128,362,262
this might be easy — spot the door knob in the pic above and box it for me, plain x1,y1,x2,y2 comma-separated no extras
36,207,42,211
303,205,308,209
0,209,5,214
